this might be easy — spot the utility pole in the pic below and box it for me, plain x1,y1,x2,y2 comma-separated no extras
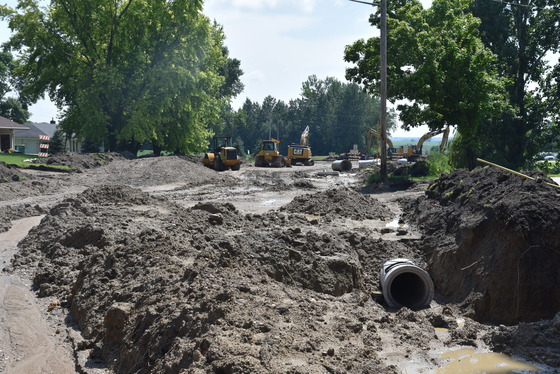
349,0,388,180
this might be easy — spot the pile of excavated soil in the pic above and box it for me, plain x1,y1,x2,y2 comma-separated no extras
40,152,126,172
5,154,560,372
403,167,560,325
0,161,26,183
10,184,449,374
79,155,240,188
280,187,393,220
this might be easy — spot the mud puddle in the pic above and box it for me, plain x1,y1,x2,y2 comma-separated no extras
436,348,545,373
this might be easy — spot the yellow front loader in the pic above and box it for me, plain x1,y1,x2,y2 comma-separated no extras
202,136,241,171
255,139,290,167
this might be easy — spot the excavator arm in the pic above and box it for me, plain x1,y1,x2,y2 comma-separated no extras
415,129,443,153
439,126,450,152
366,128,394,154
300,126,310,146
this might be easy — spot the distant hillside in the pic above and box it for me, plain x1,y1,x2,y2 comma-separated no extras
390,137,444,142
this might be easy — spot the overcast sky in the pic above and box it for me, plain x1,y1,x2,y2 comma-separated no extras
1,0,431,137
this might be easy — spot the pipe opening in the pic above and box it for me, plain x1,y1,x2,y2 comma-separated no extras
390,272,429,309
331,159,352,172
380,259,434,309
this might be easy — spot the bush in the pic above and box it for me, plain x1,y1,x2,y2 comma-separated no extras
530,160,560,175
427,152,452,176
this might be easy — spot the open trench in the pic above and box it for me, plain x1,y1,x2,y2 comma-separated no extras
0,216,78,374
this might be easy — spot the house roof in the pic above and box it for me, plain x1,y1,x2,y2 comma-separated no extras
0,116,29,130
14,123,48,139
30,122,58,138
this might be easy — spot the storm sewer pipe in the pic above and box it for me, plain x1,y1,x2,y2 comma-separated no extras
380,258,434,309
358,159,378,169
331,159,353,172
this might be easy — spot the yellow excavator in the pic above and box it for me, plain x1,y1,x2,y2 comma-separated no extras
365,128,397,158
287,126,314,166
202,136,241,171
393,126,450,161
255,139,290,167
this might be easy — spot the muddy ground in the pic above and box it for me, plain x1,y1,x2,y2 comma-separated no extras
1,154,559,373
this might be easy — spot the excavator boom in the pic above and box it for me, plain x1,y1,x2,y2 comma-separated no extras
300,126,310,146
366,128,394,156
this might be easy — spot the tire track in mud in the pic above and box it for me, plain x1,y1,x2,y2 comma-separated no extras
0,216,77,374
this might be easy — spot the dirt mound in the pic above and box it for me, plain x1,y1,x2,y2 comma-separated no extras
81,155,240,188
9,184,437,373
280,187,393,220
403,167,560,324
484,312,560,368
0,161,27,182
78,184,159,205
0,203,46,233
41,152,125,172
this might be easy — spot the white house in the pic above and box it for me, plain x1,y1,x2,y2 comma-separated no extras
14,120,82,155
0,116,29,153
12,122,54,155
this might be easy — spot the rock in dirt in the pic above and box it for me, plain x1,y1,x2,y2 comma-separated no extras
403,167,560,324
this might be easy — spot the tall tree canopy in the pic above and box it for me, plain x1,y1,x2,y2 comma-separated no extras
1,0,242,154
345,0,510,168
471,0,560,167
0,51,29,124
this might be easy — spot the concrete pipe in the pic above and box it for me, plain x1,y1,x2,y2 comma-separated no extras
331,159,352,172
380,258,434,309
358,159,379,169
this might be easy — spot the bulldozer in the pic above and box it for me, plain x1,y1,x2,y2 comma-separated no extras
287,126,314,166
202,136,241,171
255,139,290,167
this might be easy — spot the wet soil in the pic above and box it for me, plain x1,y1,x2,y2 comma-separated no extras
1,155,559,373
403,168,560,325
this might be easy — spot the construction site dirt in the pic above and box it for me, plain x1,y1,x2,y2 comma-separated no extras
0,154,559,374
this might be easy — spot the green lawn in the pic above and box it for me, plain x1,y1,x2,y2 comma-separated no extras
0,153,43,166
0,153,74,172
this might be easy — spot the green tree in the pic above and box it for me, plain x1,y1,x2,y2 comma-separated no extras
290,75,392,155
542,62,560,152
472,0,560,168
345,0,510,169
48,129,66,154
0,51,29,124
2,0,241,155
230,76,390,157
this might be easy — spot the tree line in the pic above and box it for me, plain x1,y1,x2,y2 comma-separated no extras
1,0,559,169
220,75,394,157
